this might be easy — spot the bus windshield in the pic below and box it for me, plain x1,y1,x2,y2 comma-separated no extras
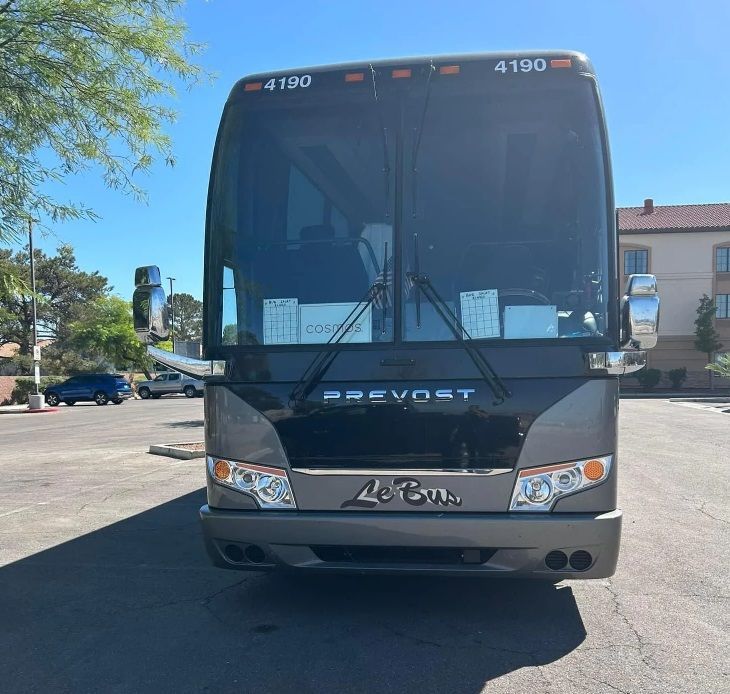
402,77,610,342
207,61,611,348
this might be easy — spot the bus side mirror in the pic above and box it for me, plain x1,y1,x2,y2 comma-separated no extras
621,274,659,350
132,265,170,344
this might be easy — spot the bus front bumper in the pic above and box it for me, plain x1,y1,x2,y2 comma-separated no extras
200,506,622,579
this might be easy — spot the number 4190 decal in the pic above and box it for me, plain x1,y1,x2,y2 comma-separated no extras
495,58,547,74
264,74,312,91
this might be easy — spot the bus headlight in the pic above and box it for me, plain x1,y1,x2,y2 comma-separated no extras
208,456,296,509
510,456,612,511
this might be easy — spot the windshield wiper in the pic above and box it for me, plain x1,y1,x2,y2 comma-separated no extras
289,280,386,407
411,60,436,219
407,236,511,405
407,270,511,405
370,64,391,219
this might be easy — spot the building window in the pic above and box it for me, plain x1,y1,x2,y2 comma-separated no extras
717,247,730,273
624,249,648,275
717,294,730,319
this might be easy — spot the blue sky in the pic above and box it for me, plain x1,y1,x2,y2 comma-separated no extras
24,0,730,300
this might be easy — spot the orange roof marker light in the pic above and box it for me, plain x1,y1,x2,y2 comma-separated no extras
392,68,412,79
550,58,572,69
439,65,460,75
244,82,263,91
345,72,365,83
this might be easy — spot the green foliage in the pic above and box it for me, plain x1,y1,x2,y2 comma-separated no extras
168,292,202,341
0,244,108,355
7,348,102,376
694,294,723,386
694,294,723,358
9,375,65,405
222,324,237,345
635,368,662,391
667,367,687,390
68,295,149,370
0,0,206,243
706,353,730,380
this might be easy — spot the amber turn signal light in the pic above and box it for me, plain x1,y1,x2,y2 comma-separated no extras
213,459,231,480
583,459,605,481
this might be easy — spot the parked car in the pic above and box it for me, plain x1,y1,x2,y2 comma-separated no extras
137,372,204,399
44,374,133,406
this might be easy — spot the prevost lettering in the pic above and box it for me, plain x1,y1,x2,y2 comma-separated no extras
323,388,475,403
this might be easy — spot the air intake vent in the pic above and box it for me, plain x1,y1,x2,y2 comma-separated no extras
311,546,496,566
569,550,593,571
544,550,568,570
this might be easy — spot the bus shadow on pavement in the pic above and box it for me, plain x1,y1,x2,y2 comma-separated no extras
0,489,585,693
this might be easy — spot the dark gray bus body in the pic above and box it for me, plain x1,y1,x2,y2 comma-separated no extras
198,51,628,578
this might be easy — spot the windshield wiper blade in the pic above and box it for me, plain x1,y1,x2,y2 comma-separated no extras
411,60,436,219
406,271,512,405
289,280,386,406
370,64,391,219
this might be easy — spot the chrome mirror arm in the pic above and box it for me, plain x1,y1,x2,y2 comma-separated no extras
147,346,225,380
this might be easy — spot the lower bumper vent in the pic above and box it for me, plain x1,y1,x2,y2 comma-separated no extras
544,550,568,570
569,550,593,571
311,546,496,566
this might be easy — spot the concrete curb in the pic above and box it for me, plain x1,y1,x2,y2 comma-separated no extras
620,391,730,399
0,406,59,415
148,443,205,460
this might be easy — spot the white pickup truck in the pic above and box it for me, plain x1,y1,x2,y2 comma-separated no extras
137,372,204,399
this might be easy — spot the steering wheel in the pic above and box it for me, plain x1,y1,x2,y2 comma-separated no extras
498,288,552,305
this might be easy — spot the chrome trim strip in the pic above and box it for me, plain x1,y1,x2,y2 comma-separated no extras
292,467,513,477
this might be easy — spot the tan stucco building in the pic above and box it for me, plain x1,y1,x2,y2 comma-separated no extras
618,200,730,384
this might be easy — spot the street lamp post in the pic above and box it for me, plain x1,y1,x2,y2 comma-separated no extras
28,220,40,397
167,276,176,353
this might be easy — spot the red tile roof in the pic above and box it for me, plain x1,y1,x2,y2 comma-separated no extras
618,202,730,233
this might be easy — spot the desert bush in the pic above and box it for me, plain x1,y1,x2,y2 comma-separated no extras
10,376,66,405
667,367,687,390
635,368,662,391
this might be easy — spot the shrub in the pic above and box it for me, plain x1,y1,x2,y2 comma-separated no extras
634,368,662,391
667,367,687,390
706,353,730,381
10,376,66,405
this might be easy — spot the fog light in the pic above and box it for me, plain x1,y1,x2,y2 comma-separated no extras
235,468,258,491
553,468,582,493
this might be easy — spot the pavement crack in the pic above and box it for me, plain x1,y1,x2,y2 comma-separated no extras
591,678,630,694
605,580,657,674
698,501,728,524
382,623,545,661
124,576,251,617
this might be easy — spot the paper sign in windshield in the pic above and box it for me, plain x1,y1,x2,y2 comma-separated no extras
460,289,500,339
299,302,372,344
504,305,558,339
263,298,299,344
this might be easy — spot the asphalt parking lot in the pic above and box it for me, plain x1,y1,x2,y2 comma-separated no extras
0,397,727,693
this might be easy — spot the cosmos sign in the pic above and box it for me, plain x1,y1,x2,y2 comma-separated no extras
323,388,476,404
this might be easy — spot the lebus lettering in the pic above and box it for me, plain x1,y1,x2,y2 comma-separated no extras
341,477,463,509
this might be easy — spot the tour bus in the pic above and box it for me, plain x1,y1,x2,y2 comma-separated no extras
134,51,659,578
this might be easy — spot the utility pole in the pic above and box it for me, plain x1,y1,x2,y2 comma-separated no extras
167,276,176,353
28,220,39,395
